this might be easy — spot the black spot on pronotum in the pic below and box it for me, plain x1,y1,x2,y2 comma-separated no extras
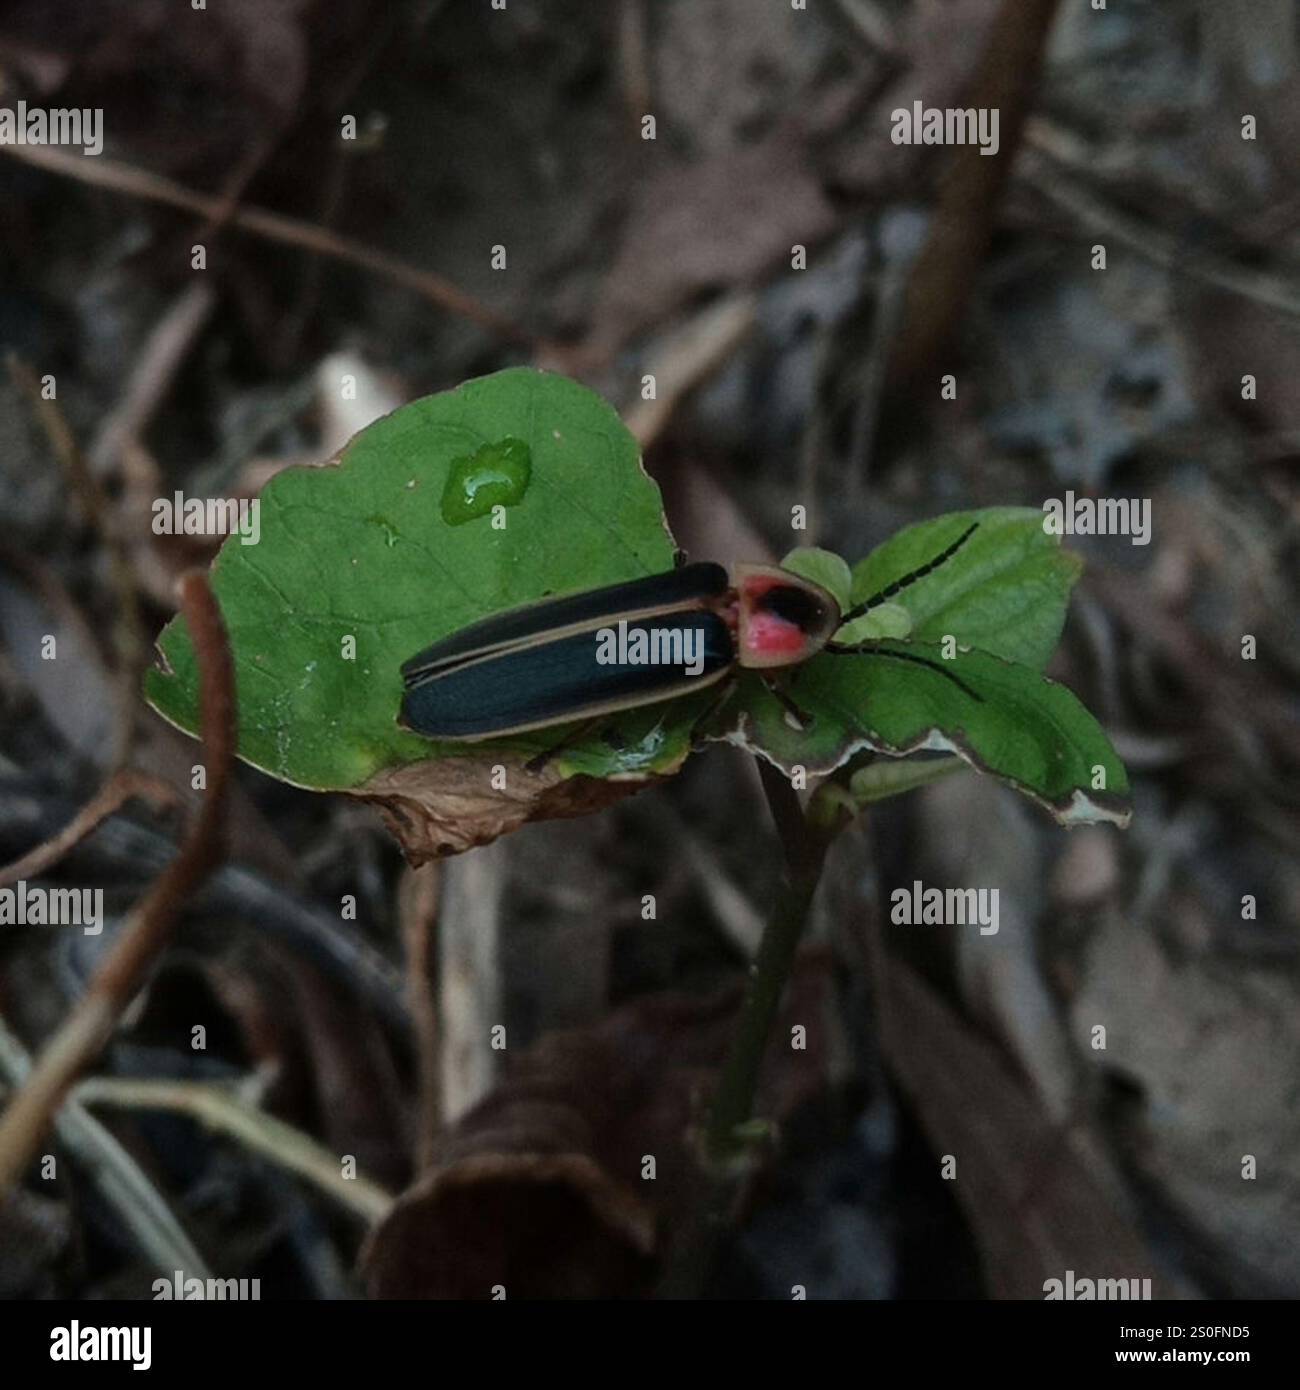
758,584,828,632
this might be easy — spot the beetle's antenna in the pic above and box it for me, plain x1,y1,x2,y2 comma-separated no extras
838,522,979,625
823,641,985,702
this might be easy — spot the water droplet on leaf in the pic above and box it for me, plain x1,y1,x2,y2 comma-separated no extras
440,437,532,525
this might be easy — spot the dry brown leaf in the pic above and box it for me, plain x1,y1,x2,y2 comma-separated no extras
362,960,835,1297
1073,916,1300,1295
882,957,1178,1299
354,755,659,863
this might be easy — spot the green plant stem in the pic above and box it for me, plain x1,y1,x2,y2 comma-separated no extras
702,814,828,1161
703,759,854,1161
660,763,847,1297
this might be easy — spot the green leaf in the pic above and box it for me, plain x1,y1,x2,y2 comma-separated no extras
145,367,689,791
728,642,1130,827
848,507,1082,671
778,547,852,609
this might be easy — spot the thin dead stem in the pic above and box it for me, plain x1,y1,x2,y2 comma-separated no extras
7,352,148,770
0,769,178,890
74,1077,394,1224
0,143,534,345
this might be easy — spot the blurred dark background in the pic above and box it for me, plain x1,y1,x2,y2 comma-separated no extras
0,0,1297,1299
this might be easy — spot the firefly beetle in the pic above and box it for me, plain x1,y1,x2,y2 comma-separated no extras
399,522,980,744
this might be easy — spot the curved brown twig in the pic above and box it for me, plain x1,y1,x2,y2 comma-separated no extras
0,572,235,1192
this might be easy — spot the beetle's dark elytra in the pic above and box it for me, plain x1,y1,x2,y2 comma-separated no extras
400,611,734,739
400,562,730,682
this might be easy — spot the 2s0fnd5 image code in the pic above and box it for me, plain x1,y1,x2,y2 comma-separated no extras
1120,1326,1251,1341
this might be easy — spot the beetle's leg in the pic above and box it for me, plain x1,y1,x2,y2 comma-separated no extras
523,718,606,774
686,677,740,748
762,675,814,731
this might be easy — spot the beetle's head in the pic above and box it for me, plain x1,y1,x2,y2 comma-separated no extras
730,566,841,669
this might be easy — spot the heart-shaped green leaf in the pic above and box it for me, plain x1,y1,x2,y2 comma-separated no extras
145,368,691,797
